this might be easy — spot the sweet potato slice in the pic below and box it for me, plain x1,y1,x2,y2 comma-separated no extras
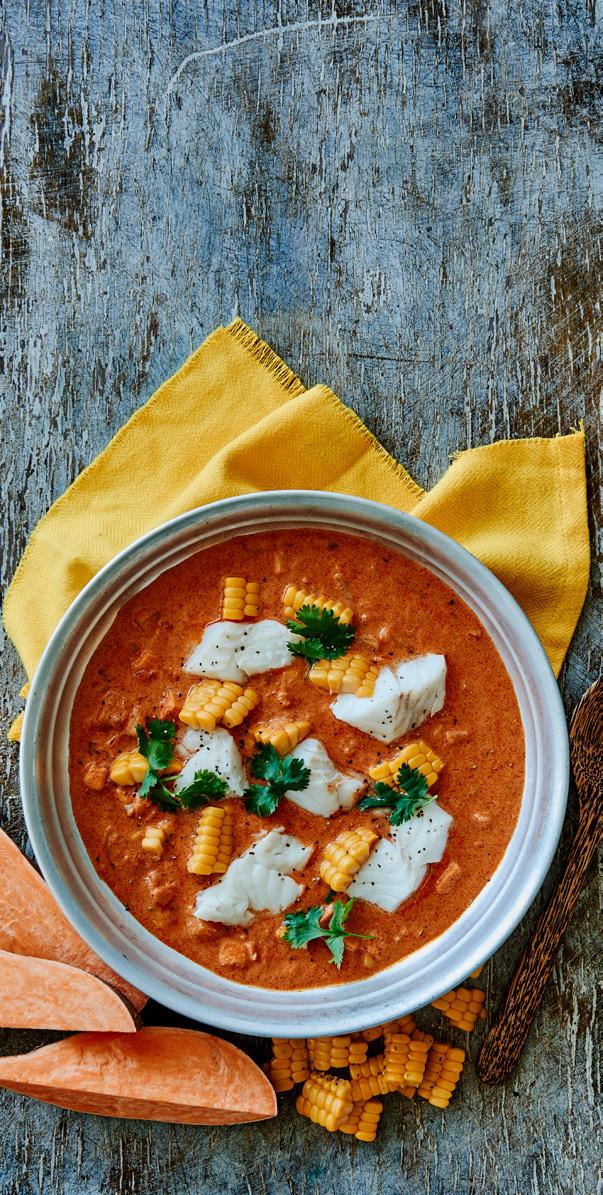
0,1027,277,1124
0,828,146,1011
0,949,139,1031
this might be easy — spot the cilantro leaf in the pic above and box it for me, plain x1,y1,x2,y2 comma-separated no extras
136,718,176,773
282,897,372,970
359,763,434,825
143,777,181,812
244,744,311,817
176,769,229,811
243,783,281,818
287,605,356,661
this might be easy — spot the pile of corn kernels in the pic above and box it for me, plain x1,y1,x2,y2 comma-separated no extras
264,982,486,1141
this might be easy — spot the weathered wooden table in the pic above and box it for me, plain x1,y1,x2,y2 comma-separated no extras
0,2,599,1192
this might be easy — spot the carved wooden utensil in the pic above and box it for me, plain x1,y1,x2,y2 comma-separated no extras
478,677,602,1084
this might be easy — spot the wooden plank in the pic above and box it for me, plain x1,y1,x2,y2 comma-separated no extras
0,1,598,1191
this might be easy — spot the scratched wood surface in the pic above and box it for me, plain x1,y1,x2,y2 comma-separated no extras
0,2,600,1193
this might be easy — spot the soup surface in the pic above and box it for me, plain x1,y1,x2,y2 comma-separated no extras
69,529,524,990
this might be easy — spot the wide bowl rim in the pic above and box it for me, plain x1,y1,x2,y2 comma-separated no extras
19,490,569,1037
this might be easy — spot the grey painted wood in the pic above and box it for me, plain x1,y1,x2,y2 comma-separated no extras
0,1,599,1192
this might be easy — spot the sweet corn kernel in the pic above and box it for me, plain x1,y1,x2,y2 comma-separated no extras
431,986,487,1032
283,585,353,625
296,1074,354,1131
179,680,258,731
141,821,172,858
339,1098,383,1142
188,805,233,875
383,1032,431,1091
265,1039,310,1092
308,652,378,697
221,577,261,621
253,720,311,756
418,1042,466,1108
369,740,444,789
319,827,378,893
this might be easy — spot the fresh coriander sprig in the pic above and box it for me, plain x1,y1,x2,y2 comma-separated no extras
244,743,311,817
286,605,356,661
282,897,372,969
135,718,228,812
358,762,435,825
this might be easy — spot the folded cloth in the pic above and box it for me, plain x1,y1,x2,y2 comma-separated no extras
3,319,589,682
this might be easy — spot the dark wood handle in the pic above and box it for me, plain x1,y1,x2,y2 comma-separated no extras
478,810,600,1084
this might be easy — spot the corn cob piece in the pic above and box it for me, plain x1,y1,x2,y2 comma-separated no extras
187,805,233,876
283,585,353,625
319,826,379,893
418,1042,466,1108
369,740,444,788
109,749,182,785
383,1032,431,1091
397,1030,434,1099
358,1023,386,1044
296,1074,354,1131
141,821,172,858
432,986,486,1032
339,1098,383,1142
308,1036,368,1071
349,1053,386,1080
265,1039,310,1092
349,1070,390,1102
470,965,484,978
179,680,258,731
253,720,311,757
221,577,261,621
309,652,378,697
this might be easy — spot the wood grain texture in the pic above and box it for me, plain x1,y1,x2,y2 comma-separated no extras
0,1,600,1192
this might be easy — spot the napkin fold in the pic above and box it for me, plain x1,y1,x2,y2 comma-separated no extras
3,319,589,680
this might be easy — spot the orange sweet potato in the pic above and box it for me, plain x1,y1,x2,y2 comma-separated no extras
0,1027,277,1124
0,828,146,1011
0,949,139,1031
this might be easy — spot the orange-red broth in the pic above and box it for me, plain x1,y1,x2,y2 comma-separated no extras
69,530,524,990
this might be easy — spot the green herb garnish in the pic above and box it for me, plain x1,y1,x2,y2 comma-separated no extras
282,897,372,969
287,605,356,661
135,718,227,812
244,743,311,817
358,762,434,825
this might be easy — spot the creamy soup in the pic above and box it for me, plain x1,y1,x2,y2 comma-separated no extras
69,529,524,990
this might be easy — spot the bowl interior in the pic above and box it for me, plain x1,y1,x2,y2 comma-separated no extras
20,492,568,1037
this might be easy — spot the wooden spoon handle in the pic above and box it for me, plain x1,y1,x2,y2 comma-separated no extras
478,812,600,1084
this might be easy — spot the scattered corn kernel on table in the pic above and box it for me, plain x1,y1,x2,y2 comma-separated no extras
0,3,599,1193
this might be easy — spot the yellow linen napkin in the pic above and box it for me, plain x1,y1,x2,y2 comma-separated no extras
3,319,589,684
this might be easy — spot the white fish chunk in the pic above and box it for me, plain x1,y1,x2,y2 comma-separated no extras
283,738,364,817
331,653,446,744
348,838,426,913
185,619,302,683
391,800,452,866
194,829,313,926
348,799,452,912
174,728,247,797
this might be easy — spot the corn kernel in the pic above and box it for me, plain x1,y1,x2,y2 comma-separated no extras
296,1074,354,1131
369,740,444,789
339,1098,383,1141
431,986,486,1032
309,652,378,697
253,720,311,756
141,820,172,858
188,805,233,875
319,827,378,893
418,1042,466,1108
283,585,353,625
221,577,261,621
179,680,258,731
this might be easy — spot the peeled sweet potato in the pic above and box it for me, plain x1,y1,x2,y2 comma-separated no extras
0,1027,277,1124
0,949,139,1031
0,828,146,1011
